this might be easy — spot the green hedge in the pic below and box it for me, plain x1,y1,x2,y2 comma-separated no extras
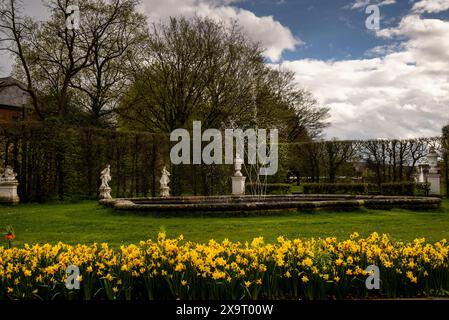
302,183,368,195
0,122,241,202
0,122,169,202
380,182,416,196
301,182,417,196
247,183,291,194
416,182,431,196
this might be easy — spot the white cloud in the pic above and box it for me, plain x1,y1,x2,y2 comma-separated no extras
351,0,370,10
278,14,449,139
412,0,449,13
364,43,405,57
140,0,300,62
380,0,396,6
350,0,396,10
0,52,13,77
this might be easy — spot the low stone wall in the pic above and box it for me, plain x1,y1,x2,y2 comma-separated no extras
99,194,441,215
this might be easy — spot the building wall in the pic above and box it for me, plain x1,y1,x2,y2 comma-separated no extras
0,108,22,122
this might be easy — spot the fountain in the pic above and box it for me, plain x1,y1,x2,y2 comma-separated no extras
100,193,440,214
99,162,441,214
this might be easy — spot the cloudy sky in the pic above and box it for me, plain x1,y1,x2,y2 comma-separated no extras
1,0,449,139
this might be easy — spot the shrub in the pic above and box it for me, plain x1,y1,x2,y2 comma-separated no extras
367,183,380,194
302,183,368,195
416,182,431,196
246,183,291,194
380,182,416,196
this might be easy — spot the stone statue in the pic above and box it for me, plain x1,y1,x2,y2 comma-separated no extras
0,166,18,182
99,164,112,199
231,154,246,195
234,153,244,177
100,165,111,188
160,166,171,198
0,166,20,204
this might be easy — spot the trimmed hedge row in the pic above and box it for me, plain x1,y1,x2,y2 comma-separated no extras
247,183,291,194
302,183,368,195
0,122,169,202
302,182,417,196
0,122,235,201
380,182,416,196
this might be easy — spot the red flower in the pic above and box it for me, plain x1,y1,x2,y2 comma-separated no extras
6,233,15,241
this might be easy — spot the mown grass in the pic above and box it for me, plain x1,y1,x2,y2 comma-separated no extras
1,200,448,247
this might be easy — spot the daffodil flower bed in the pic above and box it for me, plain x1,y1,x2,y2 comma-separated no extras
1,232,449,300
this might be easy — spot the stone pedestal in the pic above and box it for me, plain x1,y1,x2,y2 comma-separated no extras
427,173,440,196
0,181,20,204
160,186,170,198
99,186,112,200
232,176,246,196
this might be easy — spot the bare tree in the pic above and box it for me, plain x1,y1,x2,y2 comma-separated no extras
0,0,43,118
362,138,434,184
405,139,429,180
322,140,357,183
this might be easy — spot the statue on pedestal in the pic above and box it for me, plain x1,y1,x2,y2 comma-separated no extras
99,164,112,199
426,147,440,196
0,166,19,204
234,153,243,177
232,154,246,196
160,166,171,198
0,166,18,183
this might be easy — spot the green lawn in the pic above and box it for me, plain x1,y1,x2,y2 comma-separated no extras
1,200,449,247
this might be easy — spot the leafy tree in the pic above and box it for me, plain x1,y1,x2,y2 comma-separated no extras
443,125,449,198
119,17,260,132
119,17,329,194
70,0,147,127
119,17,329,138
1,0,146,125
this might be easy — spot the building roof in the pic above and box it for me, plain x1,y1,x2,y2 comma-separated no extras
0,77,28,109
